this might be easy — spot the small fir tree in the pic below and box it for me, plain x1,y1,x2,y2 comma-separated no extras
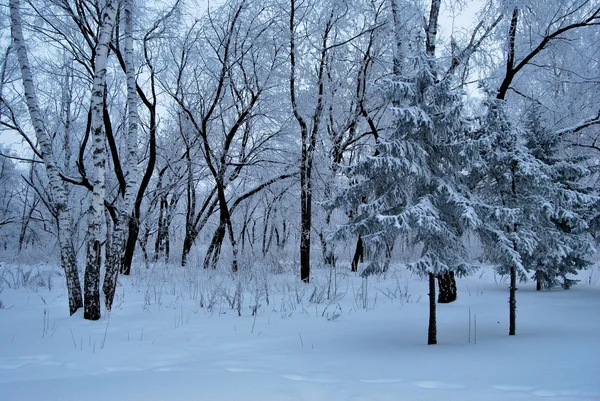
522,105,596,290
471,96,596,335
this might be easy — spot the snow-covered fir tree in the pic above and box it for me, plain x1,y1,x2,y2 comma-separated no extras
331,48,479,344
521,106,596,290
470,96,596,335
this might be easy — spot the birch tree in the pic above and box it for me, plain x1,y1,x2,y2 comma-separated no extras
103,0,138,310
9,0,83,315
84,0,117,321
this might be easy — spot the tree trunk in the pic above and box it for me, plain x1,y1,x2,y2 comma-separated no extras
536,273,542,291
103,215,125,310
351,235,363,272
84,239,102,320
154,196,166,262
204,224,226,269
84,0,117,321
300,175,311,283
289,0,327,284
319,231,335,267
121,217,138,275
103,0,139,308
182,230,194,267
9,0,83,315
202,184,238,272
509,264,517,335
437,271,457,303
428,272,437,345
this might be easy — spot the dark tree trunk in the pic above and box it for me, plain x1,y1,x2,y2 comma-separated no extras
164,225,170,262
181,192,218,267
154,196,166,262
203,224,226,270
536,273,542,291
428,272,437,345
351,235,364,272
509,264,517,335
299,158,312,282
202,184,238,272
300,182,311,283
182,231,194,267
84,239,102,320
437,271,457,303
121,217,138,275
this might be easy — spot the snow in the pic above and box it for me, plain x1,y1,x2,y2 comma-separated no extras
0,263,599,401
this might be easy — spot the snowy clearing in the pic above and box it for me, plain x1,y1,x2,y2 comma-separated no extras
0,263,599,401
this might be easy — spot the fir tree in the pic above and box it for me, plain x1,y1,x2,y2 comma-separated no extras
522,106,596,290
331,51,478,345
471,97,596,335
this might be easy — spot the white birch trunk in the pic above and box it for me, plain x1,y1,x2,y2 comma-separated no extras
390,0,406,78
84,0,117,320
103,0,138,310
9,0,83,315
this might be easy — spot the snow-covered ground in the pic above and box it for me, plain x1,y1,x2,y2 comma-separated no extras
1,262,599,401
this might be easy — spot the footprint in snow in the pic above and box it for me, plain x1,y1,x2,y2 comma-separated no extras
224,367,257,373
493,385,538,392
105,366,144,372
282,374,339,383
0,354,56,370
413,381,466,390
495,385,600,399
360,379,405,384
154,366,188,372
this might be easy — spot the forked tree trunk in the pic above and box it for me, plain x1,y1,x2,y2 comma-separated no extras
428,273,437,345
85,0,117,320
202,185,238,272
437,271,457,303
509,264,517,335
103,0,138,310
203,224,226,270
10,0,83,315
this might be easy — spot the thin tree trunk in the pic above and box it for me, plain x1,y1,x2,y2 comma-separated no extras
9,0,83,315
509,264,517,335
428,272,437,345
351,235,363,272
121,20,158,276
104,0,138,309
300,176,311,282
289,0,330,283
154,196,166,261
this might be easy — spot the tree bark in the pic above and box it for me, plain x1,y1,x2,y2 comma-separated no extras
351,235,364,272
289,0,331,283
104,0,138,309
509,264,517,335
9,0,83,315
428,272,437,345
437,271,457,303
85,0,117,321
